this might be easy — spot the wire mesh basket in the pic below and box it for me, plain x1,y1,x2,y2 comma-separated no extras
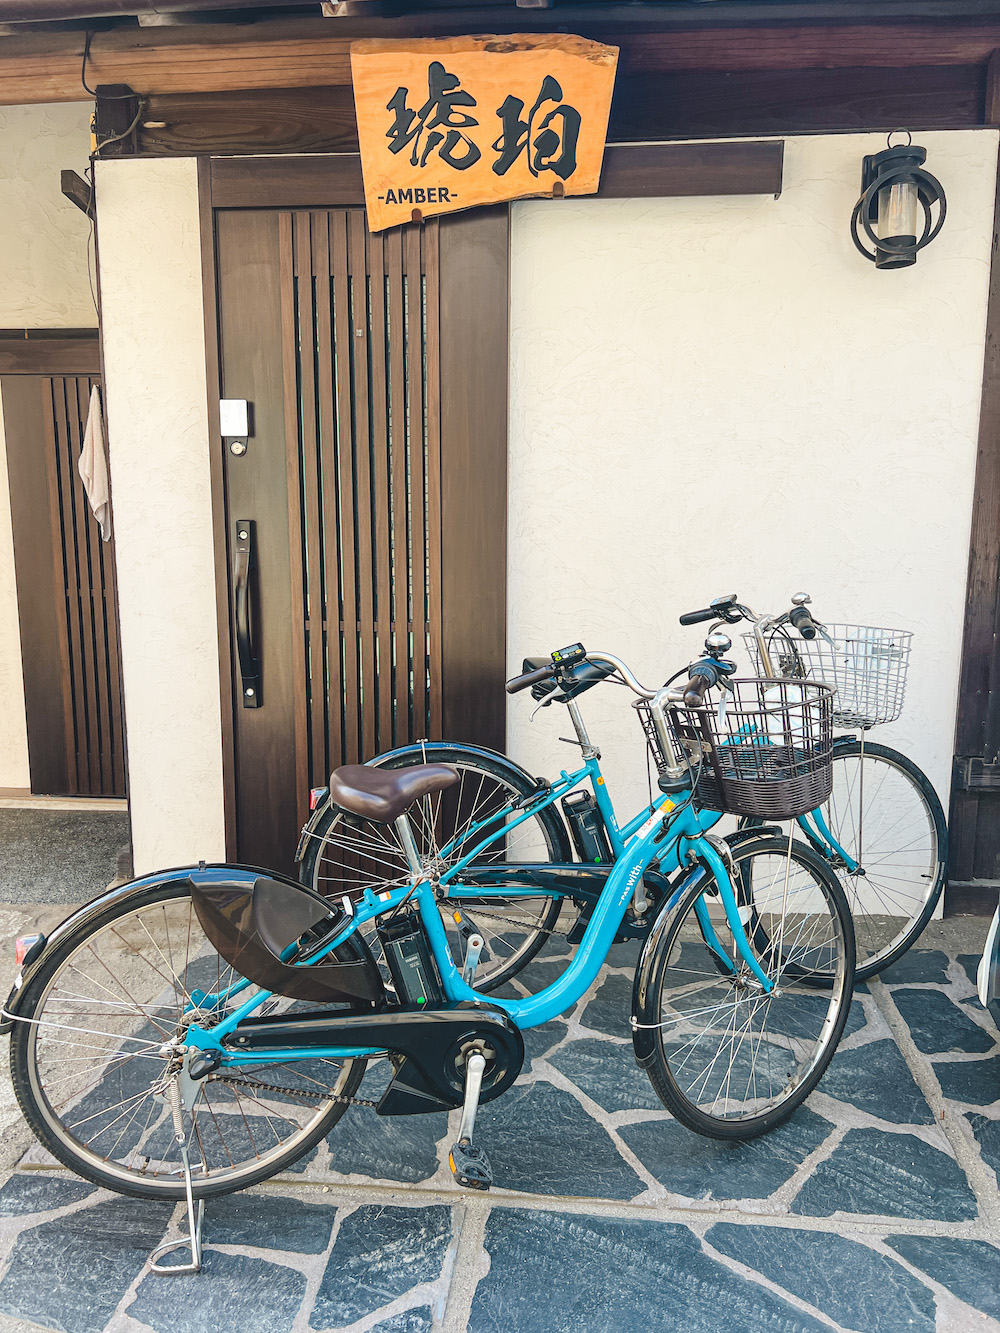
743,623,912,728
638,678,835,819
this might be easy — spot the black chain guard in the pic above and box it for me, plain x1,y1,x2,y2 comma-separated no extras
228,1001,525,1116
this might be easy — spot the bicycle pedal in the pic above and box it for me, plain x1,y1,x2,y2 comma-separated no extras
449,1137,492,1190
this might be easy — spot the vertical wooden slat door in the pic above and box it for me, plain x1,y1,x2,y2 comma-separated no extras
2,373,125,797
286,209,443,804
216,203,507,872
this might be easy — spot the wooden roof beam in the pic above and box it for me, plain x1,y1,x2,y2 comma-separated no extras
5,16,1000,105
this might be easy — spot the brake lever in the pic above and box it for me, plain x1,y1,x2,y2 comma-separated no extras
716,677,732,726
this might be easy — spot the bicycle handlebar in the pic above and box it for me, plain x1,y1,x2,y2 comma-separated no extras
506,662,558,694
680,593,825,643
585,651,656,699
678,606,719,627
682,663,720,709
789,605,819,640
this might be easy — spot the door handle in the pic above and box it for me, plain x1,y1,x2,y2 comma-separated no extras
234,519,261,708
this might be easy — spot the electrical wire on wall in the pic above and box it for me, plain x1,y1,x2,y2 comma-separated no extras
80,30,147,319
82,31,148,150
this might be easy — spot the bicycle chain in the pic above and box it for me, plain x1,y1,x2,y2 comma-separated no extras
210,1073,380,1110
455,907,573,939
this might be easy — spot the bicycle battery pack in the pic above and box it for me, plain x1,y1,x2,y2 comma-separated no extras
562,790,613,865
378,913,444,1006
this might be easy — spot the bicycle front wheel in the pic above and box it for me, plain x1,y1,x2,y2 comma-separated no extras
10,881,366,1200
639,834,855,1140
812,739,947,980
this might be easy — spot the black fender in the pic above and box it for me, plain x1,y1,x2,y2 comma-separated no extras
0,862,382,1036
630,825,811,1066
631,858,713,1069
295,740,572,864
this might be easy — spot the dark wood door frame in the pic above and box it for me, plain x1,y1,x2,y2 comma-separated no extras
207,142,783,210
201,159,514,863
949,138,1000,913
0,330,100,376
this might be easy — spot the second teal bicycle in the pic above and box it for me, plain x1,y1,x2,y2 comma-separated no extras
298,593,946,984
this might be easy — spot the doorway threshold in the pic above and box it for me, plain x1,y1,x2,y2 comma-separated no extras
0,791,127,812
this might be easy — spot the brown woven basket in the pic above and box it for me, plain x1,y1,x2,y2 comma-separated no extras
660,677,835,819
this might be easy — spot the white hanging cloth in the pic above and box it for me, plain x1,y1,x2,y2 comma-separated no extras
78,383,111,542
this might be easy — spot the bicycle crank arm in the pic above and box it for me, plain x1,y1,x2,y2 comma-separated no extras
226,1001,524,1117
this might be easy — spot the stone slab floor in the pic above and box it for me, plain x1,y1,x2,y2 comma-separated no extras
0,901,998,1333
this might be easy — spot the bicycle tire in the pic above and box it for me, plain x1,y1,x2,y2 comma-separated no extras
299,744,573,991
10,880,366,1201
741,739,947,981
637,833,855,1140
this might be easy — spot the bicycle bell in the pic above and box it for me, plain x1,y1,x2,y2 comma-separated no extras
791,592,811,606
705,632,732,657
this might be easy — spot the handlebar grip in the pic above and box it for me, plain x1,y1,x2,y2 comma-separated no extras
682,663,720,708
679,607,718,627
506,663,557,694
789,606,818,640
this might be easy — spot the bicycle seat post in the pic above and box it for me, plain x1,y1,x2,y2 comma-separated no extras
565,700,599,759
394,814,423,875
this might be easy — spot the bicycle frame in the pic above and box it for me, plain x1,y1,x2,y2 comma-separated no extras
191,744,727,1014
182,795,771,1067
427,750,724,892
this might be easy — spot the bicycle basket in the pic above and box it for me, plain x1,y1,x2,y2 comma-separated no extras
664,677,835,819
743,624,911,728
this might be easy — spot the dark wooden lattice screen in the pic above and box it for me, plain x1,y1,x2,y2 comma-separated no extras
41,376,125,797
2,372,125,798
280,210,442,805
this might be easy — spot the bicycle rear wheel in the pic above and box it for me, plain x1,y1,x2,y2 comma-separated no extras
10,881,366,1200
299,745,572,990
637,834,854,1140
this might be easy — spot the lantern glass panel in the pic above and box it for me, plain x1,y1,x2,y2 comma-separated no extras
877,180,918,243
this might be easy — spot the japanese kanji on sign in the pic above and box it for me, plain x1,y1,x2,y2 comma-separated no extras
351,34,619,232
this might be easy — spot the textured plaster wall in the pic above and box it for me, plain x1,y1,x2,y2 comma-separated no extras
507,130,999,822
0,102,94,327
0,103,94,790
95,157,225,871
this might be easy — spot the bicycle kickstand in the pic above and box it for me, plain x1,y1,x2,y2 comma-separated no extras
150,1084,205,1276
448,1048,493,1190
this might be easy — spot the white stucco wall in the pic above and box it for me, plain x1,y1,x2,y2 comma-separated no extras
95,156,226,871
508,130,999,823
0,395,30,790
0,102,94,790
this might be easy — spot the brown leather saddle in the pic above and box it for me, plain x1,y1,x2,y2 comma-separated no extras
329,763,459,823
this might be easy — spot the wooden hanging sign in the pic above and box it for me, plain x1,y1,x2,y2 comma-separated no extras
351,34,619,232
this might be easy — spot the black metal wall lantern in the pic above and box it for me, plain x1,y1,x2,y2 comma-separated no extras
850,131,947,270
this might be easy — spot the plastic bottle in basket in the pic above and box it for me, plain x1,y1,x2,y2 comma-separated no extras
763,683,811,746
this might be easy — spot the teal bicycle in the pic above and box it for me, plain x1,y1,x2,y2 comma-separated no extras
3,636,854,1238
298,592,945,983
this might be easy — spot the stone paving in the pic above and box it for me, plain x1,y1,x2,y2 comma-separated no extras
0,918,998,1333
